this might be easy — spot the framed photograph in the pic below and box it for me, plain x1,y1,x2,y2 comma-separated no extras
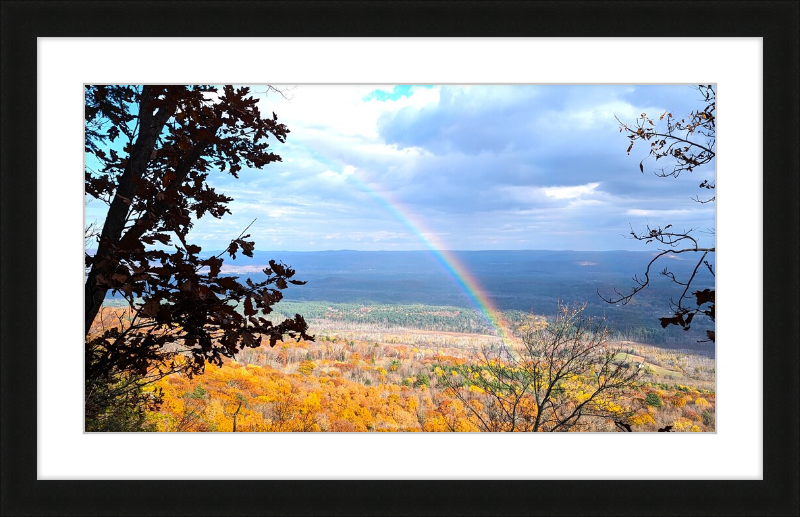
2,1,797,515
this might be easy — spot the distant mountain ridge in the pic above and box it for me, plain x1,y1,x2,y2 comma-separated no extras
97,249,714,346
213,250,713,337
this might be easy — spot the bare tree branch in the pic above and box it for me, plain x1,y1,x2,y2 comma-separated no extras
603,85,716,342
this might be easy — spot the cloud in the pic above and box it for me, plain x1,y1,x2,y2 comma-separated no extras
542,182,601,200
112,84,716,252
626,208,692,217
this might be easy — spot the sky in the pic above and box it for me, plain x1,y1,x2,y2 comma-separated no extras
85,84,716,252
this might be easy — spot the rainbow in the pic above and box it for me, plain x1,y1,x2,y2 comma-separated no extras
346,170,515,349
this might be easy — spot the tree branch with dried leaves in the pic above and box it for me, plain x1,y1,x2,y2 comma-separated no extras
601,85,716,342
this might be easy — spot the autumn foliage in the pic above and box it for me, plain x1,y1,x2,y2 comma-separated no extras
145,308,715,433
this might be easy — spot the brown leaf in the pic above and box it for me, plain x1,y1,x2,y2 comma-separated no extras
244,296,256,317
206,256,222,277
141,298,160,318
694,289,714,306
659,315,684,328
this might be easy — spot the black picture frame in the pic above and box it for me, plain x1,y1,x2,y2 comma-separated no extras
2,1,798,516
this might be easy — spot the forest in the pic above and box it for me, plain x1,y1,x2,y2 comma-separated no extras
91,302,715,432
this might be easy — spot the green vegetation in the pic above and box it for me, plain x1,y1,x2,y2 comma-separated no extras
271,301,502,335
269,300,713,352
645,392,663,408
414,373,431,388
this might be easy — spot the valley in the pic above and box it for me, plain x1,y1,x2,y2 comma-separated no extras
144,299,715,432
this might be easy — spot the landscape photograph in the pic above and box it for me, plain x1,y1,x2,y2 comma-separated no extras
84,83,716,433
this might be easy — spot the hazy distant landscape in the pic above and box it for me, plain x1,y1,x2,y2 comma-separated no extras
197,249,715,349
100,248,715,349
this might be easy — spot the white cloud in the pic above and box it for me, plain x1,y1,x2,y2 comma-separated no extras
543,182,601,199
567,198,605,208
318,169,340,180
626,208,692,217
140,84,716,251
260,84,440,141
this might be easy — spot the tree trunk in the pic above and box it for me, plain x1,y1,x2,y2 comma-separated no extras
84,87,175,334
232,400,243,432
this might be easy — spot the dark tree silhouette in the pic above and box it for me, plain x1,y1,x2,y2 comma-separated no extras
614,420,633,432
84,85,311,429
614,421,672,432
600,85,715,342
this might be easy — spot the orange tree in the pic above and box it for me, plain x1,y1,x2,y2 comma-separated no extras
84,85,311,430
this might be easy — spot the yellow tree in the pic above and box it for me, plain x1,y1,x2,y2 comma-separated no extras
438,303,639,432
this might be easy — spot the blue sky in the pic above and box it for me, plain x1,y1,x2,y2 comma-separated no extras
85,84,716,252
